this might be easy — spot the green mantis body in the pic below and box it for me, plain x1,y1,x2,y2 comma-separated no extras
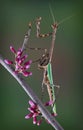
37,49,57,114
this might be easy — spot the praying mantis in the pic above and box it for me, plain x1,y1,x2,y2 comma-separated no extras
22,17,59,115
22,7,73,115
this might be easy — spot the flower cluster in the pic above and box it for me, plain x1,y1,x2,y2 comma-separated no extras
4,46,32,77
25,100,57,125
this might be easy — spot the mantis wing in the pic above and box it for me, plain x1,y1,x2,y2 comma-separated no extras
47,63,57,114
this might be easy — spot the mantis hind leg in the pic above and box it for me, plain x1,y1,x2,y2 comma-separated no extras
40,69,47,102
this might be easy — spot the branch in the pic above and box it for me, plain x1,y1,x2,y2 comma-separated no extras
0,55,64,130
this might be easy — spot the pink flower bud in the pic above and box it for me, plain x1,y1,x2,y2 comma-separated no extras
10,46,16,54
4,59,13,65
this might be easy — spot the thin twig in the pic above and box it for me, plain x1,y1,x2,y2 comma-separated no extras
0,55,64,130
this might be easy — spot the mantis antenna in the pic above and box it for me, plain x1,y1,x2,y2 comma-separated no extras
49,4,56,24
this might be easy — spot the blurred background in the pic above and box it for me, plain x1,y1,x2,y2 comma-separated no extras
0,0,82,130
